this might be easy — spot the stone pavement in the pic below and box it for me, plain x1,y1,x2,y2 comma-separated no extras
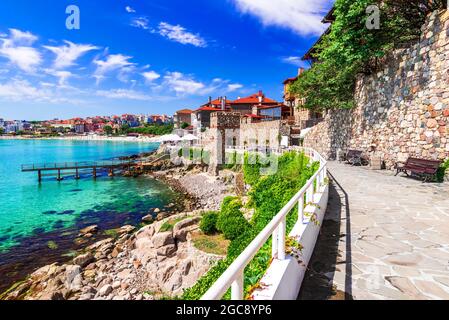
299,161,449,300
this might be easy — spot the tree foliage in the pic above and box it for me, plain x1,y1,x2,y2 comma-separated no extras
290,0,446,110
125,124,174,136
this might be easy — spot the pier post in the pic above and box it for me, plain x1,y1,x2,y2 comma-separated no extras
75,168,80,180
57,169,63,181
93,167,97,179
38,170,42,183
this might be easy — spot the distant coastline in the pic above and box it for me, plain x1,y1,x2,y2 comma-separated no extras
0,135,162,143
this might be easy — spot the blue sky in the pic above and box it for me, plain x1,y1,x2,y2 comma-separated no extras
0,0,333,120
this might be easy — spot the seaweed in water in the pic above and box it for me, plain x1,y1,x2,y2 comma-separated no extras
42,210,57,215
57,210,75,216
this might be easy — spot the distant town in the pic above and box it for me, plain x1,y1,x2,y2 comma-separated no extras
0,114,174,137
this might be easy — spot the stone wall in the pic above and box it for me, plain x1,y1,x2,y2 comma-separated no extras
304,10,449,169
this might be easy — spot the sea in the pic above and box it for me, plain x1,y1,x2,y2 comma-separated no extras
0,139,181,292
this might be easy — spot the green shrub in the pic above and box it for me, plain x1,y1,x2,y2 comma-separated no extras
200,211,219,235
217,197,250,240
243,153,261,186
437,159,449,182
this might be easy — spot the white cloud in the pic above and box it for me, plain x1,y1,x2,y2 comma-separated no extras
282,56,309,68
227,83,243,92
163,72,207,95
96,89,152,101
43,41,98,69
5,29,38,46
231,0,331,36
142,70,161,82
157,22,207,47
131,17,149,30
44,69,73,86
93,54,136,84
0,28,42,73
0,79,82,104
126,6,136,13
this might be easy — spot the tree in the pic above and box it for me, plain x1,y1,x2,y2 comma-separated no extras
181,122,190,129
0,127,4,135
119,124,130,134
104,125,113,135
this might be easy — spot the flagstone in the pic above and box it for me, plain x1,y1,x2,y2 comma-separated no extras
414,280,449,299
300,162,449,300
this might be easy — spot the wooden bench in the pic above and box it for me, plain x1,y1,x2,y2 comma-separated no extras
346,150,364,166
395,157,441,182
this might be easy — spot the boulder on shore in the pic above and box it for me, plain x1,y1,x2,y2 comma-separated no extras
79,225,98,236
141,215,154,223
73,252,94,268
152,232,175,249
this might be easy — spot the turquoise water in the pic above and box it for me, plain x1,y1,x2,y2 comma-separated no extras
0,139,180,291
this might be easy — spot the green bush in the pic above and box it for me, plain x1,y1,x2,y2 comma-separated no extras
200,212,219,235
217,197,250,240
437,159,449,182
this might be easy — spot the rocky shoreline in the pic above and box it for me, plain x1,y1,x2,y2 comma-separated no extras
0,158,235,301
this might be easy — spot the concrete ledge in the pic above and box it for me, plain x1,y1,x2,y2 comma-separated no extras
253,184,329,300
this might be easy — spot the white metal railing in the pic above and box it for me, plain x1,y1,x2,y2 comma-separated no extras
201,147,327,300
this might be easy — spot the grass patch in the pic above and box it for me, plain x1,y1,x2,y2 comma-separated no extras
47,241,58,250
192,232,230,256
103,228,120,239
159,216,190,233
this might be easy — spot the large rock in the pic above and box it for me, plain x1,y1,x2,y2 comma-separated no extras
136,225,155,239
118,225,135,235
152,232,174,249
65,265,82,292
141,215,154,223
73,252,94,268
173,217,200,242
79,225,98,235
157,244,177,257
163,270,183,292
180,260,192,276
98,284,113,297
87,238,113,251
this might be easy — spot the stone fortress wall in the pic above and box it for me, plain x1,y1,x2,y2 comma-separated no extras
304,10,449,169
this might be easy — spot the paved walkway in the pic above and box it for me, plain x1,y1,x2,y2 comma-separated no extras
299,162,449,300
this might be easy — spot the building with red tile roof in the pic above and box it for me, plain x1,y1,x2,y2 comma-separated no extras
174,109,194,129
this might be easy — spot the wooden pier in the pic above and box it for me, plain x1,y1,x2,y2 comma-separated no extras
21,160,143,182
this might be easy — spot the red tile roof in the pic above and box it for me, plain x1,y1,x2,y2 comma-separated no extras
201,98,232,107
244,114,263,119
195,106,231,112
176,109,193,114
232,91,278,105
283,77,298,84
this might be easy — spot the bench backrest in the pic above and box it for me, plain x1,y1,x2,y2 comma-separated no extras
406,157,441,170
347,150,363,157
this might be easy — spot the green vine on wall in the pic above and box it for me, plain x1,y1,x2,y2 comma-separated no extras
290,0,446,111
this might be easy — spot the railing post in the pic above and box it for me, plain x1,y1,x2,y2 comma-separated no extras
278,216,286,260
272,229,278,258
231,271,244,300
298,194,304,225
